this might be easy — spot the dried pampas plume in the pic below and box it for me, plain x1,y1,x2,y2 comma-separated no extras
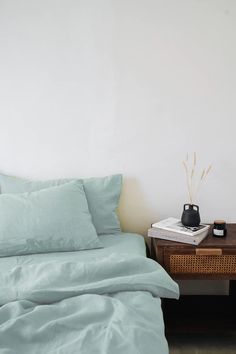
182,153,212,204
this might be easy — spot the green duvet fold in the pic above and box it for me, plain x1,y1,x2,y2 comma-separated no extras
1,254,178,305
0,254,179,354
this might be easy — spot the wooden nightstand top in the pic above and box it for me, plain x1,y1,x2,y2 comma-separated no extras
152,223,236,248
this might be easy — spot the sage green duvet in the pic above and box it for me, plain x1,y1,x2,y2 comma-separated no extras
0,234,179,354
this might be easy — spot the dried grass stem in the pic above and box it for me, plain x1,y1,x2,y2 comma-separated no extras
182,153,212,204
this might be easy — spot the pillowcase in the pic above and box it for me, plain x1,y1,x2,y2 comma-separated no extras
0,174,122,235
0,181,101,257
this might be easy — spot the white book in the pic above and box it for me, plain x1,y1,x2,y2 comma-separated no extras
148,227,209,245
152,217,210,237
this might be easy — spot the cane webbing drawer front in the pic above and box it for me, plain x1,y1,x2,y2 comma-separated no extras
170,254,236,274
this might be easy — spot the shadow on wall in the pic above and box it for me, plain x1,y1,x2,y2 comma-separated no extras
117,177,153,237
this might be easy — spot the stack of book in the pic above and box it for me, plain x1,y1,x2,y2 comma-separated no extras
148,217,210,245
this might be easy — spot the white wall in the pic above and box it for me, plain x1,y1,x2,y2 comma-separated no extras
0,0,236,293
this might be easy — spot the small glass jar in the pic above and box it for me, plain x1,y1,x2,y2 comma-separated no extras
212,220,227,237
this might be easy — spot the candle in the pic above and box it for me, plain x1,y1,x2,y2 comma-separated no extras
212,220,227,237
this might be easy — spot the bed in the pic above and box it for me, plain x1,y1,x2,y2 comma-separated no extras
0,174,179,354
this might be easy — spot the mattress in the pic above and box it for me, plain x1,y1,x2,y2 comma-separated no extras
0,232,146,269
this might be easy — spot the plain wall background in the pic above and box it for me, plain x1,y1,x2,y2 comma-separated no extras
0,0,236,294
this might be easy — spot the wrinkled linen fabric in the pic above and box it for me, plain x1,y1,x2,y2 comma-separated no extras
0,181,101,256
0,254,179,354
0,173,122,235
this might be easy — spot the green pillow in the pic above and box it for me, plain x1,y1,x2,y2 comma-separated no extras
0,174,122,235
0,181,101,257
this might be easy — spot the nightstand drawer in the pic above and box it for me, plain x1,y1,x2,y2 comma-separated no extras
163,247,236,279
170,254,236,274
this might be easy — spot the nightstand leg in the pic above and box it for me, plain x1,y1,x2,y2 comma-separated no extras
229,280,236,297
229,281,236,322
150,238,155,259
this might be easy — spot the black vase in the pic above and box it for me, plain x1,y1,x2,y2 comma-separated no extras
181,204,201,227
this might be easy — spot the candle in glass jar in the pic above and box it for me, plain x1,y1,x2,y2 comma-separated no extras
212,220,227,237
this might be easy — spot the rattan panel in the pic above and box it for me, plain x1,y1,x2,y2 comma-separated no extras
170,255,236,274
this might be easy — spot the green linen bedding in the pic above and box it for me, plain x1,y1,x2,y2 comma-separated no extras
0,181,101,257
0,235,179,354
0,173,122,235
0,233,146,269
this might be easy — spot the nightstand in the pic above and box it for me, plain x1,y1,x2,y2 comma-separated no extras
150,224,236,333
